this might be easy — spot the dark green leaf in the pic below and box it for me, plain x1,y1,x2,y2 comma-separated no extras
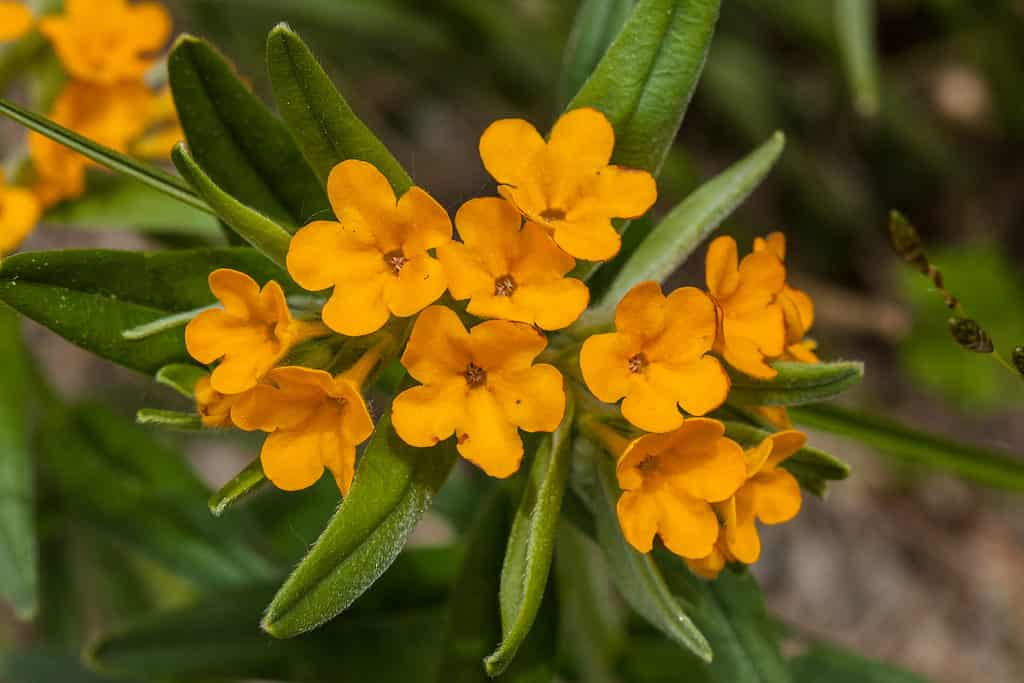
262,413,457,638
558,0,634,108
567,0,721,175
486,395,575,676
570,437,711,661
0,306,37,619
154,363,207,398
209,457,268,517
790,643,928,682
727,361,864,407
0,96,210,214
172,144,292,267
168,35,329,229
790,404,1024,491
834,0,880,117
266,24,412,193
580,131,785,327
0,247,294,374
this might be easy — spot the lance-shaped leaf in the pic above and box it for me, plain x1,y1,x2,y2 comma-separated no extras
209,458,268,517
0,247,295,374
834,0,880,117
135,409,203,430
0,97,209,214
722,421,850,498
567,0,721,175
155,363,207,398
0,307,37,620
266,23,412,194
570,437,711,661
485,395,575,676
172,144,292,267
580,131,786,328
790,403,1024,492
168,35,329,230
727,360,864,407
790,642,928,682
558,0,634,108
262,413,457,638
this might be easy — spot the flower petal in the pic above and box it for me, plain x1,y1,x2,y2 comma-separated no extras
465,292,535,326
320,273,391,336
725,304,785,358
665,356,730,417
580,332,635,403
437,241,494,300
621,375,685,433
468,319,546,374
0,2,33,41
552,217,621,262
580,165,657,219
127,2,172,51
401,306,472,385
614,281,666,336
489,364,565,433
663,421,745,503
261,429,325,492
729,251,785,313
209,341,280,394
686,544,727,580
287,220,384,292
392,380,467,448
514,221,575,282
452,196,521,276
334,379,376,445
386,255,446,317
616,489,658,553
751,469,802,525
396,186,452,253
457,388,524,478
647,286,717,362
705,236,740,299
0,186,41,254
547,107,615,175
722,490,761,564
764,430,807,470
720,334,777,380
654,488,719,560
326,159,397,232
208,268,262,319
513,277,589,330
479,118,546,185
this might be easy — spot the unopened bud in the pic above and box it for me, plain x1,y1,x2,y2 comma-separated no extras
948,318,993,353
1013,346,1024,375
888,211,929,274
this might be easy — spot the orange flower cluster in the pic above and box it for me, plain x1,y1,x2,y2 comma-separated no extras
1,0,182,253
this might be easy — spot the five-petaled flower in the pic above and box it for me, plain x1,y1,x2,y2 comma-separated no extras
581,281,729,433
392,305,565,478
231,366,375,494
0,2,33,42
0,170,41,255
185,269,327,395
753,232,819,363
705,235,786,379
614,419,746,560
479,107,657,262
438,197,589,330
39,0,172,86
287,160,452,337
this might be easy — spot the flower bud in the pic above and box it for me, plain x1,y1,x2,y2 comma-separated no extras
948,318,993,353
888,211,929,274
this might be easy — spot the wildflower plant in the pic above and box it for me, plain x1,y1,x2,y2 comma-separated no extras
0,1,1021,681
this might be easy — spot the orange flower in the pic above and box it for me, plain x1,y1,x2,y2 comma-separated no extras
0,2,33,41
753,232,819,363
685,538,730,579
193,375,242,428
614,419,745,559
580,282,729,433
231,366,374,494
715,430,805,565
0,170,41,255
437,197,589,330
185,269,328,395
478,107,657,262
705,235,786,379
39,0,171,85
391,305,565,478
287,160,452,337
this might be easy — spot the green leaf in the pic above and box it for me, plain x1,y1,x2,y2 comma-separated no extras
154,363,207,398
43,174,221,238
208,458,268,517
727,361,864,407
790,403,1024,492
3,649,118,683
567,0,721,175
0,306,37,619
168,35,329,229
580,131,785,327
658,560,793,683
0,247,294,374
135,409,203,430
266,23,412,193
834,0,880,117
570,437,711,661
789,643,928,682
172,144,292,267
37,403,272,586
262,413,457,638
558,0,634,108
485,395,576,676
0,96,210,214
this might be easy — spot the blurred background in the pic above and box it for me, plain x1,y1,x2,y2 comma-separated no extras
4,1,1023,681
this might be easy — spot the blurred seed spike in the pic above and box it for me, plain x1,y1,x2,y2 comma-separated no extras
1013,347,1024,375
888,210,929,274
948,318,993,354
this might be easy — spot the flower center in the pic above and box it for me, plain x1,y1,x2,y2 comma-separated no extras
627,352,648,374
464,362,487,388
539,207,566,222
637,455,658,474
493,274,517,297
383,249,408,275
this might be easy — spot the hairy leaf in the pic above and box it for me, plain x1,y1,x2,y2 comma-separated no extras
558,0,634,107
209,458,268,517
727,361,864,407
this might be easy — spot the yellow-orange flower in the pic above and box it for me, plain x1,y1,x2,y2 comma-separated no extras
0,170,41,255
194,375,242,428
705,235,786,379
479,107,657,262
231,366,374,494
392,305,565,478
0,2,33,41
287,160,452,337
614,419,745,559
39,0,171,85
580,282,729,433
753,232,819,363
185,269,327,395
715,430,805,565
437,197,589,330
